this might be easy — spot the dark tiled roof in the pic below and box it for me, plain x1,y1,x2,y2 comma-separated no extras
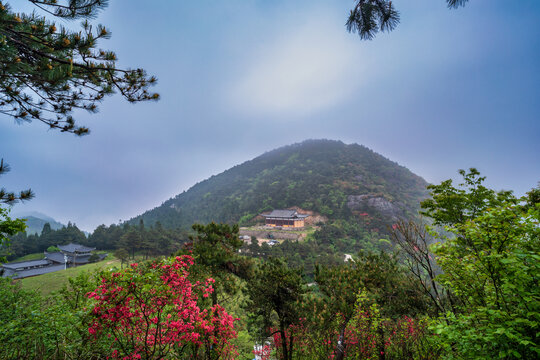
2,259,49,270
1,252,108,280
45,252,66,264
262,210,309,219
2,264,66,279
58,243,95,253
266,210,297,218
46,251,94,264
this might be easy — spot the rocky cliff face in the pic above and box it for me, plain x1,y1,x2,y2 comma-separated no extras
347,195,405,220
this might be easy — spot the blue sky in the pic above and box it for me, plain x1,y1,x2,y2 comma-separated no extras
1,0,539,231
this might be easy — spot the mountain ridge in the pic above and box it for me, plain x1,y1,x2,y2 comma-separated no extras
129,139,429,240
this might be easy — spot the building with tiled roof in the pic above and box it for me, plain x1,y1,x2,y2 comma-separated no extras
1,243,106,279
261,209,309,228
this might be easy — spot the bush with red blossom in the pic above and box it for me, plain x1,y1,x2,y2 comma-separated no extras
87,255,238,359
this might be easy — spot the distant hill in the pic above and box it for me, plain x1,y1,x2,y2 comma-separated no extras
15,213,65,235
130,140,429,241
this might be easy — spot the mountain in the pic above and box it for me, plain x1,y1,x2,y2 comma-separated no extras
15,213,65,235
130,140,429,241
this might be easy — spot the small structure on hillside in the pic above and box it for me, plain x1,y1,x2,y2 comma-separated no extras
261,209,309,228
1,259,65,279
1,243,106,279
57,243,96,265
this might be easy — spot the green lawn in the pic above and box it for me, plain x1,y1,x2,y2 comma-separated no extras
12,252,45,262
19,257,122,296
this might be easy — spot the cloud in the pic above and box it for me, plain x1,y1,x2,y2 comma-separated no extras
227,14,364,118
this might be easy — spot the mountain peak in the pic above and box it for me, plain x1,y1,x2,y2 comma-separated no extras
130,140,428,238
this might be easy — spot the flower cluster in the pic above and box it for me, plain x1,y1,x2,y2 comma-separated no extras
87,256,237,359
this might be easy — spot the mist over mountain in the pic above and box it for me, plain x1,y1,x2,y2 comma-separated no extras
14,213,65,235
130,140,429,239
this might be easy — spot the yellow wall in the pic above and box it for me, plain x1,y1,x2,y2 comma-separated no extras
265,219,305,227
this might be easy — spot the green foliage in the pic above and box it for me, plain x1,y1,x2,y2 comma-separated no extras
7,219,187,261
0,158,30,259
132,140,428,249
0,206,26,260
0,0,158,135
431,203,540,359
248,257,306,360
422,172,540,359
6,221,87,260
0,272,102,359
46,245,60,252
183,222,253,307
346,0,469,40
421,168,515,227
0,159,33,205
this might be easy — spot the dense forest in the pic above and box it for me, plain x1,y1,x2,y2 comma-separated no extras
1,170,538,359
5,140,428,264
130,140,428,237
5,220,189,263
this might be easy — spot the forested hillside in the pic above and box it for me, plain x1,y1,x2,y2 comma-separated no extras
131,140,428,245
18,214,64,235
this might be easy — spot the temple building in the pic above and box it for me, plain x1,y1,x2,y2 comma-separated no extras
261,210,309,228
1,243,106,279
57,243,97,265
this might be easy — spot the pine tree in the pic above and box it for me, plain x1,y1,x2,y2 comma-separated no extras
0,1,158,135
0,159,33,204
347,0,469,40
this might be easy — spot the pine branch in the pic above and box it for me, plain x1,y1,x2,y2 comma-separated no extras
347,0,470,40
0,159,34,205
0,1,158,135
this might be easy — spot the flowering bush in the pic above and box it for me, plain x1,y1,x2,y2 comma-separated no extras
265,291,436,360
87,255,238,359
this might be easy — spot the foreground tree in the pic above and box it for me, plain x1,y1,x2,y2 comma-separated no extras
390,220,454,316
0,0,158,135
185,222,252,306
312,252,431,360
0,159,31,253
422,171,540,358
248,257,305,360
347,0,470,40
88,255,238,359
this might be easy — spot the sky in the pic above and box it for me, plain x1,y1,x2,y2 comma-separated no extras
1,0,539,232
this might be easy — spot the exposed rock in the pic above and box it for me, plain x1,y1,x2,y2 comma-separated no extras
347,194,403,220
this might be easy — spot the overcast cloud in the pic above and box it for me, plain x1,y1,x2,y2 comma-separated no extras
1,0,539,231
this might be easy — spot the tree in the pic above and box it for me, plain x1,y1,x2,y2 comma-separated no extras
0,0,158,135
347,0,469,40
390,219,454,316
87,256,238,359
0,206,26,262
113,247,128,268
314,252,430,360
185,222,252,306
0,159,33,204
119,228,141,259
248,257,305,360
0,159,30,253
421,171,540,359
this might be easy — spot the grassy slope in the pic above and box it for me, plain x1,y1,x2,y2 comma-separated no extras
19,257,122,296
12,252,45,262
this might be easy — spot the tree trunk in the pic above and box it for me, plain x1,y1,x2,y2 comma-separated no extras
334,319,349,360
280,324,289,360
378,325,385,360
